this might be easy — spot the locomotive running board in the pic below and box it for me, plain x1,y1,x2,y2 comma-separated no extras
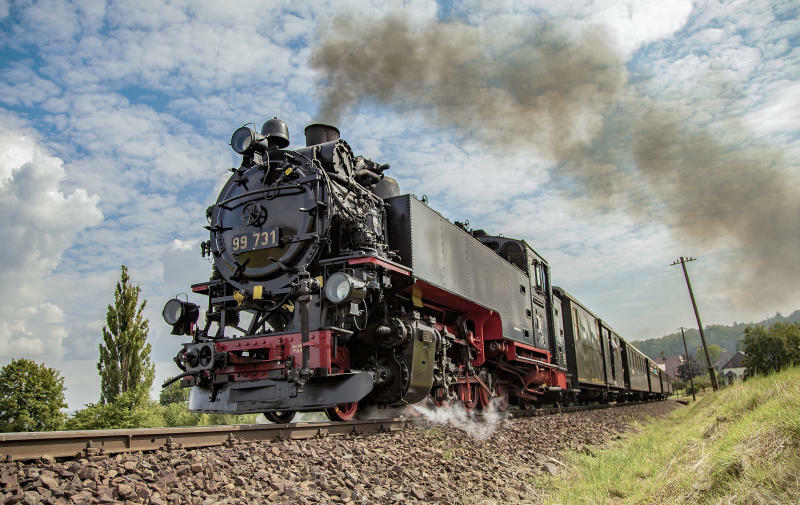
187,372,374,414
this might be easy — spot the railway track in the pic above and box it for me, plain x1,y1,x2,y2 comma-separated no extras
0,400,656,462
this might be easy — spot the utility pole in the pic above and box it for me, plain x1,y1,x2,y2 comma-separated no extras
680,326,696,401
671,257,719,391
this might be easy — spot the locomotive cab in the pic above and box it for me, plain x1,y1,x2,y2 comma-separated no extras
475,235,560,359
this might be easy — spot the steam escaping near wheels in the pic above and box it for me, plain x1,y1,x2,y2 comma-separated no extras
409,398,507,441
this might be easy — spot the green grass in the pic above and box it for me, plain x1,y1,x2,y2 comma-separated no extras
543,366,800,505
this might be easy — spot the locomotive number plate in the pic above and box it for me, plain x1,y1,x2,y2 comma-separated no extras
231,227,280,253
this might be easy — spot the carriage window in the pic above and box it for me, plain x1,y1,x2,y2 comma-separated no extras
580,312,590,343
572,308,580,340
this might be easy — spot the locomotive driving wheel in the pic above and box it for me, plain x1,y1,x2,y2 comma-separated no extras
324,402,358,421
477,383,509,411
493,384,509,412
477,385,491,410
264,411,296,423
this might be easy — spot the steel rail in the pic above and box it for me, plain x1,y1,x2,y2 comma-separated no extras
0,418,410,462
508,400,651,418
0,400,666,462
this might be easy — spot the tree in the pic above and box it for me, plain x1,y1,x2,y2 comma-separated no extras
0,359,67,432
97,265,154,404
159,382,190,406
690,374,712,393
677,354,701,381
66,388,164,430
695,344,725,369
743,322,800,375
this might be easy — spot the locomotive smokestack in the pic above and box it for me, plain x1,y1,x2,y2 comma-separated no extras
304,123,340,146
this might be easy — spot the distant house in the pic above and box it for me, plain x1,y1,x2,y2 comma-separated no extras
655,355,682,378
720,351,747,385
713,349,737,372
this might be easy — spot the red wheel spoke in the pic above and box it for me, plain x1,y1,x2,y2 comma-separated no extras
324,402,358,421
478,385,491,410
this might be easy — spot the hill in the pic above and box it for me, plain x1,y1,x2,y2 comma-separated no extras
632,309,800,359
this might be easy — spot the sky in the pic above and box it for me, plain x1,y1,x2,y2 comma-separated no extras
0,0,798,411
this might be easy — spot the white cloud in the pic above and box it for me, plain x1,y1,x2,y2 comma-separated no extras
576,0,694,57
11,0,82,44
12,1,294,94
745,81,800,136
37,93,232,200
455,0,692,57
0,113,103,360
0,64,61,107
161,238,209,289
635,0,799,126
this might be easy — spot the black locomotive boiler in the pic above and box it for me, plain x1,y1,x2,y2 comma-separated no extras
162,117,672,422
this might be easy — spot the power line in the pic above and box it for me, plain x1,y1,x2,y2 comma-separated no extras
670,256,719,391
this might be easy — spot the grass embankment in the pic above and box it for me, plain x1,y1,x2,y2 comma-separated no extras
543,367,800,504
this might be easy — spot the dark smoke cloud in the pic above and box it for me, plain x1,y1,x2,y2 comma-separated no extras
312,17,624,158
310,16,799,309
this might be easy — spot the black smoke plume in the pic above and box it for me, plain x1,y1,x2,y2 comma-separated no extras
311,16,799,309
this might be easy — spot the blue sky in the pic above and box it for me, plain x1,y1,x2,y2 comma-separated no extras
1,0,798,410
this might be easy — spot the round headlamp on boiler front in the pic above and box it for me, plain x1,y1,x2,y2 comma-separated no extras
324,272,367,304
162,298,200,335
162,298,184,325
230,126,259,155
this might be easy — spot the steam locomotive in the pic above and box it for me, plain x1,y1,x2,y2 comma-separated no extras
162,117,672,422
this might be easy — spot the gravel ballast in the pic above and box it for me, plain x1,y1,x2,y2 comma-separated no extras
1,401,680,505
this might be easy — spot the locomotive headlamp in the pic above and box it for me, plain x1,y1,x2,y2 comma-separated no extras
162,299,184,326
231,126,255,154
324,272,367,304
231,126,269,156
162,298,200,335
